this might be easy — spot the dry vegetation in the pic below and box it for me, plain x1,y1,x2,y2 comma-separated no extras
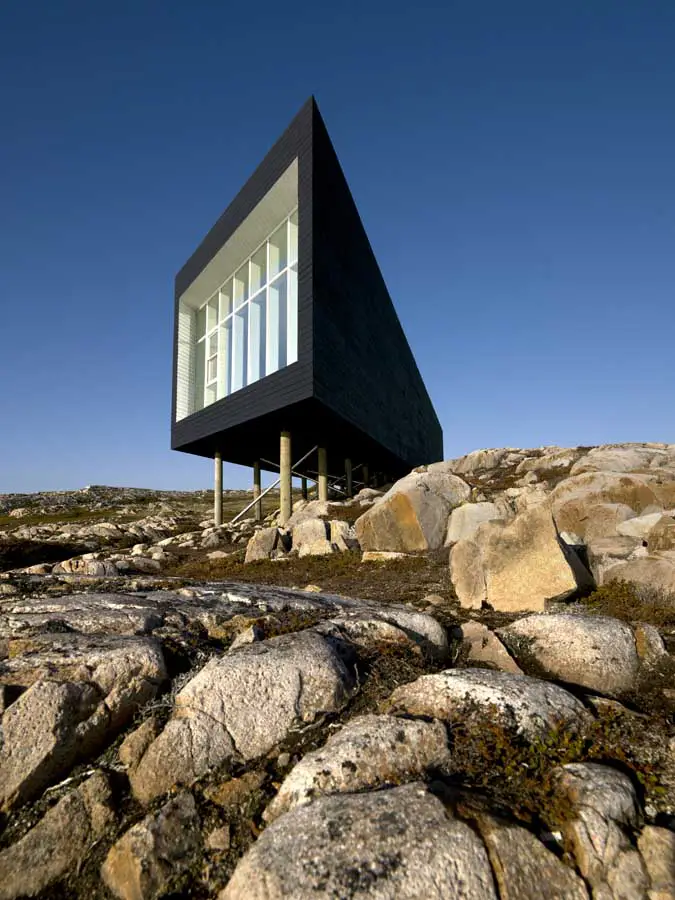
166,548,453,609
581,580,675,630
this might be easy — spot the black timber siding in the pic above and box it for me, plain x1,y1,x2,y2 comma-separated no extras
310,105,443,471
171,97,442,476
171,99,315,466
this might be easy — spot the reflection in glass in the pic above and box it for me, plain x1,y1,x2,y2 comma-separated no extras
234,264,249,309
250,245,267,295
207,297,218,331
269,222,287,278
249,290,267,384
195,340,205,411
218,320,232,399
196,306,207,339
288,265,298,364
219,281,232,321
289,211,298,265
268,272,287,372
232,305,248,392
187,210,299,413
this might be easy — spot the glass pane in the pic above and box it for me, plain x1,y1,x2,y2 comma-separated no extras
205,383,217,406
289,210,298,266
207,296,218,331
207,356,217,382
196,305,207,339
268,272,287,372
219,281,232,320
269,222,287,279
194,339,205,411
232,305,249,392
218,320,232,399
250,245,267,295
234,264,249,309
249,289,267,385
208,332,218,357
287,265,298,364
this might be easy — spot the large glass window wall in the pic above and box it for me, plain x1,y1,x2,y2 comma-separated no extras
191,210,298,412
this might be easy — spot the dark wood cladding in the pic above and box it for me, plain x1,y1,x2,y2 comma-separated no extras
310,105,442,470
171,97,442,477
171,98,315,464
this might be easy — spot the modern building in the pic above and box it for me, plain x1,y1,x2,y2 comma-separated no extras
171,96,442,524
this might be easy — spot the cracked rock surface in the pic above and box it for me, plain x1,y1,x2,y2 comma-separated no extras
130,628,356,804
386,668,591,738
2,451,675,899
222,783,499,900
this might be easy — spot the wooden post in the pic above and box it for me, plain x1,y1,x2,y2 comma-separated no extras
301,477,308,501
280,432,292,525
345,458,353,499
318,447,328,502
214,451,223,526
253,461,262,522
362,464,369,490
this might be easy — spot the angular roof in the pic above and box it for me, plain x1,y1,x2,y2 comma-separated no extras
171,97,442,479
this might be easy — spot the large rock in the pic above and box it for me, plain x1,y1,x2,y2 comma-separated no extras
324,605,448,659
516,447,586,476
476,814,589,900
329,519,358,551
131,630,355,803
51,557,119,576
648,515,675,552
552,763,648,899
0,636,165,809
604,557,675,594
245,527,281,563
447,448,511,475
0,633,167,723
0,592,166,636
355,470,470,553
450,502,594,612
221,783,498,899
570,445,672,476
265,714,449,822
638,826,675,897
498,614,640,697
551,472,675,524
445,502,503,545
617,512,666,540
0,681,100,811
554,501,637,542
448,532,488,609
455,620,523,674
0,772,115,899
585,536,641,584
101,792,200,900
387,669,589,739
293,518,334,557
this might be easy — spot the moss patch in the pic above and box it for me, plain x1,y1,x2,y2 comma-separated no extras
581,581,675,629
439,704,668,828
166,549,453,608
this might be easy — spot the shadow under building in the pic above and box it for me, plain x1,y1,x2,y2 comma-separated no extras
171,97,442,524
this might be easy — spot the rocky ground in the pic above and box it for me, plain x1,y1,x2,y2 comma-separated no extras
1,442,675,899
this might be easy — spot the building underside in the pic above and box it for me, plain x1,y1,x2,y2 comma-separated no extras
171,97,442,521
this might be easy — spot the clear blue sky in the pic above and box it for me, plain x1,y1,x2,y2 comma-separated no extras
1,1,673,493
